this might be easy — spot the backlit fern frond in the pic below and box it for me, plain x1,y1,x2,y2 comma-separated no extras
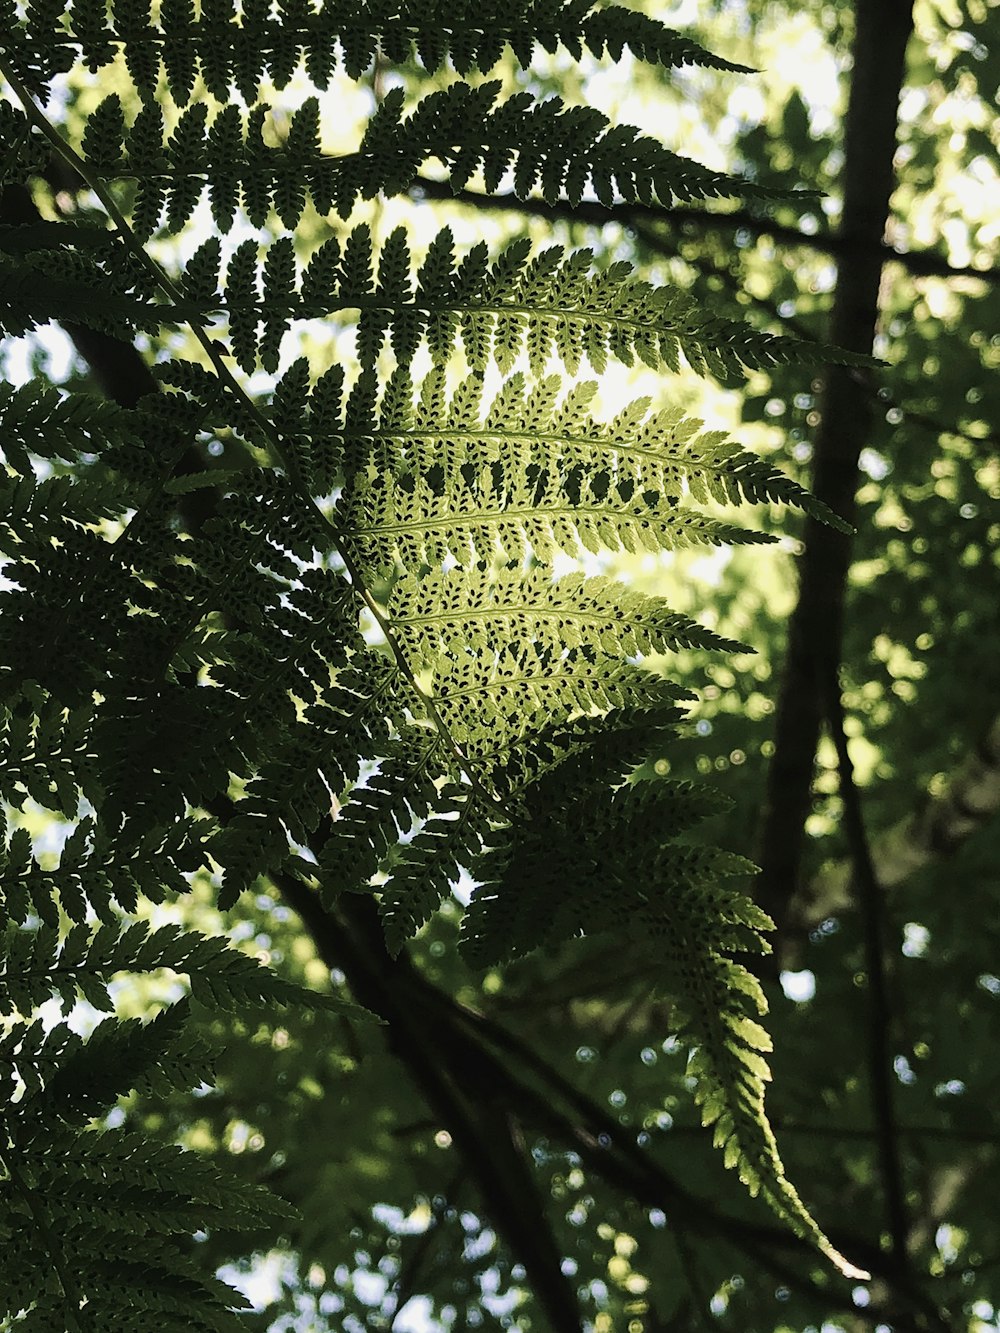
9,0,751,106
0,0,874,1299
376,785,490,953
388,569,743,662
82,81,788,236
461,782,867,1279
213,226,868,385
0,379,137,470
326,360,781,575
379,570,737,777
462,780,742,963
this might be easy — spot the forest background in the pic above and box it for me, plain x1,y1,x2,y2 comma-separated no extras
1,0,998,1330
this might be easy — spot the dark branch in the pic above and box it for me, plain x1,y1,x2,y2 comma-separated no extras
0,183,159,405
288,886,586,1333
755,0,916,938
411,176,998,284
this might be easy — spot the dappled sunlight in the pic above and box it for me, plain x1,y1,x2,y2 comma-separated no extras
1,0,996,1325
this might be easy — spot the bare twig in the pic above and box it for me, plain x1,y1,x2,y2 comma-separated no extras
410,177,998,284
826,678,909,1270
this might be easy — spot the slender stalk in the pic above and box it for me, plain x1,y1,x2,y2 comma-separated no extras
411,176,998,284
826,679,910,1270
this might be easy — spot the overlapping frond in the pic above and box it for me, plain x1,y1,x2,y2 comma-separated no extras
5,0,750,107
320,365,851,555
201,226,868,386
77,81,784,238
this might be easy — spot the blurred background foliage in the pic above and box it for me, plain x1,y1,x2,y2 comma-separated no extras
4,0,998,1329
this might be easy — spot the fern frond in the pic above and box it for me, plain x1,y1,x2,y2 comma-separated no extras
461,780,740,964
667,934,869,1279
0,379,139,472
0,694,92,825
461,785,868,1279
323,367,850,568
15,0,750,105
377,785,490,954
0,101,45,185
342,468,773,575
0,914,342,1330
83,81,786,236
206,653,406,902
0,919,365,1016
435,654,683,759
0,244,200,341
0,816,206,931
0,0,870,1289
317,728,444,893
331,373,779,572
482,699,690,802
0,1003,210,1152
390,569,744,663
218,226,870,386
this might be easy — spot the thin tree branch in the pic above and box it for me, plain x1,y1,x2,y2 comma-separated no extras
281,881,586,1333
627,215,1000,455
826,678,910,1272
797,712,1000,927
416,177,1000,458
388,1179,460,1330
411,177,998,284
373,983,586,1329
285,882,906,1272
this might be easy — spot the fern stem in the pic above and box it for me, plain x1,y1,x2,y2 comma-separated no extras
0,54,502,815
355,586,504,813
0,1147,85,1331
0,62,265,437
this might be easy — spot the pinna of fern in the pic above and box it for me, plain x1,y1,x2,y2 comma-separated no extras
6,0,754,106
70,81,793,239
